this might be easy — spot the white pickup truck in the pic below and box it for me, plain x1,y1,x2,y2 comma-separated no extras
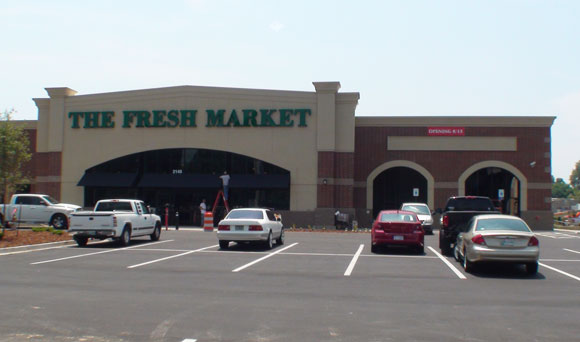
68,199,162,247
0,194,81,229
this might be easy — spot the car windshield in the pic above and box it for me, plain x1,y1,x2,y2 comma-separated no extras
401,205,430,215
95,201,133,212
226,210,264,220
42,195,59,204
475,218,531,232
380,213,417,223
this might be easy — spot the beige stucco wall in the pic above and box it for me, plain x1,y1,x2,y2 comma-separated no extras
34,83,359,211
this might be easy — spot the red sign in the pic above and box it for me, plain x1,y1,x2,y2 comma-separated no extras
428,127,465,136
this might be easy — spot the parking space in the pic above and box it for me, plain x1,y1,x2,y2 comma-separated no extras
2,229,580,341
6,230,580,281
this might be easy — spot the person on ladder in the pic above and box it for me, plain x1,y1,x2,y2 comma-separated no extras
220,171,230,200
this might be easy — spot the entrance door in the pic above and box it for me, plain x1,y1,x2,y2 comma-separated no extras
373,167,428,217
465,167,520,215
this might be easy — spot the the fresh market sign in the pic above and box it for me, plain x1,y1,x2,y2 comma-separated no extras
68,108,312,129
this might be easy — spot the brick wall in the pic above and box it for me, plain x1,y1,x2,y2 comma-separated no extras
354,126,552,211
317,151,354,208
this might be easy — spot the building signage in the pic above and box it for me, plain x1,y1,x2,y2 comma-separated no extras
427,127,465,136
68,108,312,129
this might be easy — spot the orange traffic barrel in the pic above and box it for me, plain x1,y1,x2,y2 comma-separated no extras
203,212,214,232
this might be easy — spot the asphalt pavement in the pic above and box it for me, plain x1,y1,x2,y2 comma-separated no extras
1,228,579,342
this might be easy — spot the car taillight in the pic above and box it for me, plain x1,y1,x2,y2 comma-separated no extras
471,234,486,245
528,236,539,246
112,216,117,227
413,224,423,233
249,225,263,231
218,225,230,231
442,215,449,228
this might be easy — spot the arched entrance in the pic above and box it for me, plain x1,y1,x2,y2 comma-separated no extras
367,161,434,217
77,148,290,225
458,161,527,215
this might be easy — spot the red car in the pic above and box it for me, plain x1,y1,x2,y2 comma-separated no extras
371,210,425,254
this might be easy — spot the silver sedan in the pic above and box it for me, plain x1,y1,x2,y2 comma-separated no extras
454,214,539,275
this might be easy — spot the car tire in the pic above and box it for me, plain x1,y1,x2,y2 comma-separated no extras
74,236,88,247
50,213,68,230
371,244,378,253
453,244,461,261
525,262,538,275
417,245,424,255
265,231,273,249
119,226,131,246
219,240,229,249
462,248,474,273
150,223,161,241
275,228,285,245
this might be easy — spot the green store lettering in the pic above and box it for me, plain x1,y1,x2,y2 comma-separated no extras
68,109,311,129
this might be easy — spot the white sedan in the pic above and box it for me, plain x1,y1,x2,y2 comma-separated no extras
454,214,540,275
216,208,284,249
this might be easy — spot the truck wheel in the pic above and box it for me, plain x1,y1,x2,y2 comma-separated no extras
439,234,452,256
50,214,68,230
119,226,131,246
1,214,10,228
74,236,88,247
150,223,161,241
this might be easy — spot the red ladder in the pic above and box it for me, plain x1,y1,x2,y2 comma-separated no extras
212,190,230,216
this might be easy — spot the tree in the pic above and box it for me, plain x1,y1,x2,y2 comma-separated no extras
1,109,32,231
570,160,580,190
552,178,573,198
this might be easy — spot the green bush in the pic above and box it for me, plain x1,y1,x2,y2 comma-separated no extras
31,227,48,232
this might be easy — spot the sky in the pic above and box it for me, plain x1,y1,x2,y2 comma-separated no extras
1,0,579,181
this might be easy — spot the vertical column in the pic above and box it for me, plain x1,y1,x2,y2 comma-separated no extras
314,82,340,209
32,87,76,199
45,87,77,152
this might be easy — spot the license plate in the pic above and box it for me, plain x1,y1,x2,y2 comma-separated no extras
501,239,515,246
393,235,404,241
235,225,244,231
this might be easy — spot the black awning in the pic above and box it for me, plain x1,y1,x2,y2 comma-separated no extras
137,174,221,188
230,174,290,189
77,173,138,187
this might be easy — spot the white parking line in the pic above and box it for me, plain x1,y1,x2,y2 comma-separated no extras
564,248,580,255
182,339,197,342
128,245,218,268
344,244,364,276
427,246,467,280
30,240,173,265
232,243,298,272
539,262,580,282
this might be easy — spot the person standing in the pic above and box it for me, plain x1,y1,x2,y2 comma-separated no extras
199,199,207,226
220,171,230,200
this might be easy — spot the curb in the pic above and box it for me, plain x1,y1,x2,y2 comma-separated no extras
0,239,76,253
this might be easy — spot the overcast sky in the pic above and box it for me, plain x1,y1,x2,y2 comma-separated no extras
1,0,578,181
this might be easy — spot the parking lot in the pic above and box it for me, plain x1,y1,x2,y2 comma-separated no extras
1,229,580,342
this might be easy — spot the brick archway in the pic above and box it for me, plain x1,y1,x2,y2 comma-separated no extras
366,160,435,211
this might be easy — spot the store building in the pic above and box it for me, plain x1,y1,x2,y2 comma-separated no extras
20,82,554,230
